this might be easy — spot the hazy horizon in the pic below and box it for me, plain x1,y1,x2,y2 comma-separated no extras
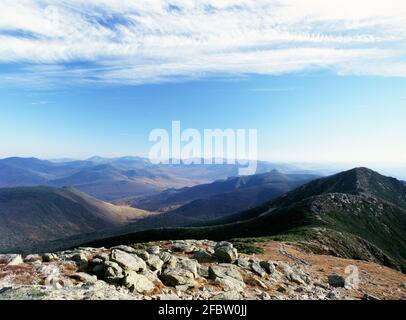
1,1,405,175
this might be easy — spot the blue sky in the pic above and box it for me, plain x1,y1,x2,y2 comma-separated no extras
0,1,405,172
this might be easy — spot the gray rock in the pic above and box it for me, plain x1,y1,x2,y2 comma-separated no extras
250,262,267,277
111,249,146,272
159,252,177,269
259,292,271,300
401,282,406,289
24,254,42,263
147,246,160,255
72,252,88,270
42,253,58,262
160,269,197,287
260,261,276,274
147,255,164,272
134,250,150,261
209,264,245,292
210,291,242,300
104,261,124,283
71,273,98,284
177,258,200,278
155,294,181,301
111,245,138,254
193,250,214,263
0,254,24,266
214,243,238,263
171,242,194,253
328,275,346,288
236,257,250,269
198,265,210,278
124,271,155,293
363,293,380,301
94,253,109,262
209,264,244,282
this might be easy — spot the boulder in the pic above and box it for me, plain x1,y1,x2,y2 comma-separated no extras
24,254,42,263
209,264,245,292
42,253,58,263
103,261,124,284
71,273,98,284
111,249,146,272
236,257,250,269
209,264,243,282
177,258,200,278
124,271,155,294
260,261,276,274
328,275,346,288
171,242,195,253
147,246,160,255
214,242,238,263
147,255,164,272
0,254,24,266
134,250,150,261
159,252,177,269
210,291,242,300
250,262,267,277
160,269,197,287
193,250,214,263
111,245,138,254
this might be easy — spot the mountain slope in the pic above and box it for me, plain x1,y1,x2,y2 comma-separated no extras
126,170,318,220
79,168,406,272
0,186,152,252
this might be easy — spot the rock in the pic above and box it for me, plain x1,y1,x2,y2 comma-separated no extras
250,262,267,277
155,294,181,301
111,245,138,254
111,249,146,272
124,271,155,294
363,293,381,301
401,282,406,289
24,254,42,263
210,291,242,300
259,292,271,300
160,269,197,287
147,255,164,272
72,252,88,270
289,273,306,286
92,264,105,277
177,258,199,278
171,242,194,253
215,276,246,292
147,246,160,255
328,275,346,288
42,253,58,263
134,250,150,261
1,254,24,266
193,250,214,263
198,265,210,278
103,261,124,284
236,257,250,269
71,273,98,284
260,261,276,274
94,253,109,262
209,264,245,292
209,264,244,282
214,242,238,263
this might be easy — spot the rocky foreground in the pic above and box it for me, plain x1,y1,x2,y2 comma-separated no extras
0,240,405,300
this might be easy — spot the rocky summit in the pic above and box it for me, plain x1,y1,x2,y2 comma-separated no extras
0,239,405,300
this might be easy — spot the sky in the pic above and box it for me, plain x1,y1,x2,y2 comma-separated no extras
0,0,405,173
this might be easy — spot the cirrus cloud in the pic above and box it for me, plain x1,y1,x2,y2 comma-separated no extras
0,0,405,86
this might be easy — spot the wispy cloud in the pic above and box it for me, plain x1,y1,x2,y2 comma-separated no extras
0,0,405,86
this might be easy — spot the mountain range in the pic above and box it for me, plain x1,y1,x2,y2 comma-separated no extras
80,168,406,272
0,157,313,201
0,159,405,273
